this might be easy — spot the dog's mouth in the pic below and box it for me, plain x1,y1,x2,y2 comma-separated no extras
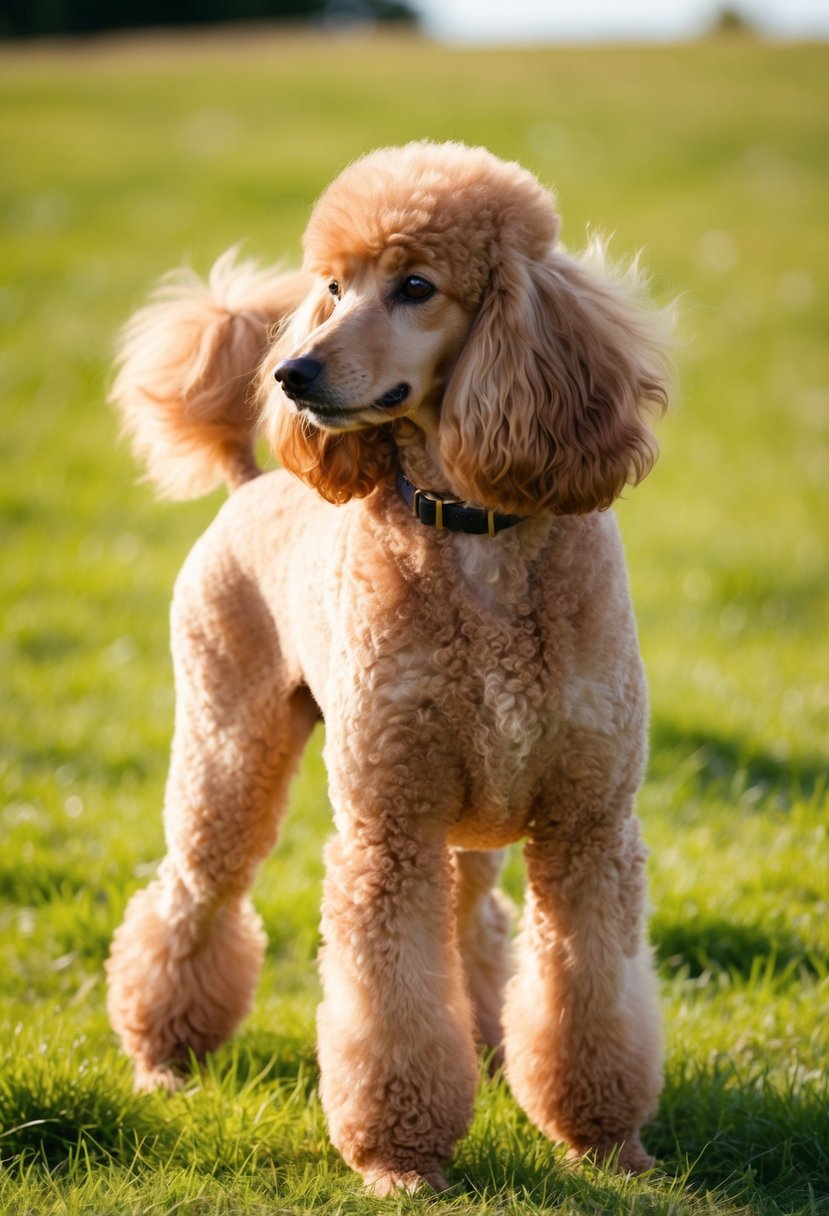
289,382,411,426
374,382,410,409
292,397,346,419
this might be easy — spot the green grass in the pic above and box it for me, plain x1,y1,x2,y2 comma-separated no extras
1,27,828,1216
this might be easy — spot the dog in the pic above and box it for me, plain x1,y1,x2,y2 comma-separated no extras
106,140,671,1193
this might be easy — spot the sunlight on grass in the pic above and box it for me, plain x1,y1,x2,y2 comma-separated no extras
1,29,827,1216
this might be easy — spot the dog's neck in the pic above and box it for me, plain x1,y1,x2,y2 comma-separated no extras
392,419,458,500
390,420,527,538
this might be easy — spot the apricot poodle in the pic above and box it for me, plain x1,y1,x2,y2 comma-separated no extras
106,141,672,1193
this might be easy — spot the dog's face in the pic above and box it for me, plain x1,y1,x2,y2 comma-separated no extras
263,141,669,513
273,245,475,437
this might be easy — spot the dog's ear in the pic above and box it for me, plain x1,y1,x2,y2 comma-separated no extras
438,245,671,516
262,292,395,504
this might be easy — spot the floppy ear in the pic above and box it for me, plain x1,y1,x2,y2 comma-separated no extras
438,244,671,515
261,289,395,505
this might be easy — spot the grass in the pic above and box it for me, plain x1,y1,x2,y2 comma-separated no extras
1,26,828,1216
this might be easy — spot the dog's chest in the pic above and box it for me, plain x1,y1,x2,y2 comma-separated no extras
374,538,567,836
436,591,553,823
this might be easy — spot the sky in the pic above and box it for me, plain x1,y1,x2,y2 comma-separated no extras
412,0,829,44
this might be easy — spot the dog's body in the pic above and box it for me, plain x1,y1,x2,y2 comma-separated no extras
106,142,670,1192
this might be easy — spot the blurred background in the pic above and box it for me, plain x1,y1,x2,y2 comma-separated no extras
2,0,829,40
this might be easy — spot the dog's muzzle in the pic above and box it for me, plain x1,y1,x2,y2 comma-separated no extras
274,357,325,401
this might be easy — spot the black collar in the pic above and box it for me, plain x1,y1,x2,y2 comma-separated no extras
396,471,526,537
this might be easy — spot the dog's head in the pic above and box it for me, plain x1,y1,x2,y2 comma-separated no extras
261,141,670,514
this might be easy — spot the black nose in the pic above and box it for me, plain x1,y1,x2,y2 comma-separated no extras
274,357,325,395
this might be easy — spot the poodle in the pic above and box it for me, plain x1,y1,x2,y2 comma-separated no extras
106,141,672,1194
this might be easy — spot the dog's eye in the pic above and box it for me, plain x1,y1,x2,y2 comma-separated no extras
399,275,435,303
328,280,341,300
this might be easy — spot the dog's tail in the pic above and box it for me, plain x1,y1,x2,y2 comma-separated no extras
111,249,310,499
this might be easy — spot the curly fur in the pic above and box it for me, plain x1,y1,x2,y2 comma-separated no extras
106,141,672,1192
112,249,311,497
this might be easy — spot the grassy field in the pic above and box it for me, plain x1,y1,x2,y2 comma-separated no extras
1,28,828,1216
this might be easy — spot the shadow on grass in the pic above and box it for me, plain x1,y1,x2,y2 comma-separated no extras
0,1039,320,1173
0,1070,172,1169
649,721,827,808
210,1030,319,1091
649,1058,829,1212
449,1061,829,1215
652,911,826,981
0,856,93,905
4,1049,827,1214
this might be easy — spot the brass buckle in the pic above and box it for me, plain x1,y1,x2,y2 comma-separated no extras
487,508,496,538
407,478,465,531
421,490,464,530
420,490,444,529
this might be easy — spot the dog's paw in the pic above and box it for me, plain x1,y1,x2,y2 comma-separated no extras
568,1136,655,1175
617,1139,655,1175
134,1063,184,1094
364,1166,448,1197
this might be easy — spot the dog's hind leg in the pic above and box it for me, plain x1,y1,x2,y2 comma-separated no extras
106,549,317,1092
502,806,663,1173
453,848,513,1064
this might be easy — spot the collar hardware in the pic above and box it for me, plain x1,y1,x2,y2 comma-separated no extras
397,471,526,537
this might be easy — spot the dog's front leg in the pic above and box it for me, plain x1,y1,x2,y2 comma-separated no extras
316,813,478,1195
503,809,663,1173
106,549,318,1092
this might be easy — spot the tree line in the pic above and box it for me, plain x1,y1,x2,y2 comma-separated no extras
1,0,418,39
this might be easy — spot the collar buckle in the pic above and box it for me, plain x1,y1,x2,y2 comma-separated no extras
397,471,526,538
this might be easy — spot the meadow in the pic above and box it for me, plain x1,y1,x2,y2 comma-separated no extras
1,27,827,1215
